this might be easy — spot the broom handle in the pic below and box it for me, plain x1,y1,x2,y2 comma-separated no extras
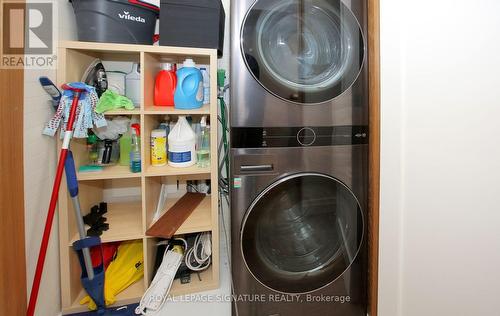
27,91,81,316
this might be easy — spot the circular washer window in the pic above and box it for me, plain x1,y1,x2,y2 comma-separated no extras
241,173,364,294
241,0,365,104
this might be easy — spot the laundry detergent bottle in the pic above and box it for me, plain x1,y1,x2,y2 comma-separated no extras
174,59,203,109
154,63,176,106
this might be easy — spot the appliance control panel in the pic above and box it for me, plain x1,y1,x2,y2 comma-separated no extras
231,126,368,148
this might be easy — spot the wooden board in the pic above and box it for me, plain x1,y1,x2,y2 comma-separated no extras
146,192,205,239
368,0,381,315
0,51,27,316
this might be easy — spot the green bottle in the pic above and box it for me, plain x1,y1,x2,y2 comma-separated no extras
119,130,131,166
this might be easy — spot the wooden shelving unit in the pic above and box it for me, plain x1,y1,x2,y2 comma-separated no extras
57,41,219,315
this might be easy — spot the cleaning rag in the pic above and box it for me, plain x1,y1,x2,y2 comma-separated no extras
43,82,107,138
95,89,135,114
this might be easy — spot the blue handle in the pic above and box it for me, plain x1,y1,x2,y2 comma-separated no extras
65,151,79,197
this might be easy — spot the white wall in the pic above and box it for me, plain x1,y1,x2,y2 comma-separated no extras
24,69,60,316
379,1,500,315
24,2,78,315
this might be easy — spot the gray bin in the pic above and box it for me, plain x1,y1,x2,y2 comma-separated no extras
70,0,159,45
159,0,225,58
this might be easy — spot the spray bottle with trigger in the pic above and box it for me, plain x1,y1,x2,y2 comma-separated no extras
130,124,141,173
197,116,210,168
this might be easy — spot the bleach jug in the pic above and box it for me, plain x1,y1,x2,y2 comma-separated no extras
154,63,176,106
174,59,203,109
168,116,196,168
126,63,141,107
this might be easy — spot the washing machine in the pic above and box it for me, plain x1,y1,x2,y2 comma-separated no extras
230,0,369,315
230,139,368,316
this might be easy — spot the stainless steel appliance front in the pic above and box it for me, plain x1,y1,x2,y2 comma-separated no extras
230,145,368,316
231,0,368,127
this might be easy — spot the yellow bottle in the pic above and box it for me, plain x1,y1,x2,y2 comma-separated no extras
151,129,167,167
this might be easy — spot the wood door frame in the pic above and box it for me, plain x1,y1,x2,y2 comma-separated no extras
0,2,27,315
368,0,380,315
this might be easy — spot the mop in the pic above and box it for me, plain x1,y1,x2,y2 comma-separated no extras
28,83,131,316
27,83,87,316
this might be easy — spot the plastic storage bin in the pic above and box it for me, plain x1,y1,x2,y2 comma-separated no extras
159,0,225,57
70,0,159,45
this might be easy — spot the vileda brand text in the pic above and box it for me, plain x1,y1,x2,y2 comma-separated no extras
118,11,146,23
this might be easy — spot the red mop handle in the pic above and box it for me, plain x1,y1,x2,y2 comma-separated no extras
27,87,84,316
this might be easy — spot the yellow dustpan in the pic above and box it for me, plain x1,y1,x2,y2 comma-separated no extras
80,240,144,310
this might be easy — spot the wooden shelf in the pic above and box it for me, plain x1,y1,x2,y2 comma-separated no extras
102,108,140,115
169,266,216,297
145,164,211,177
60,40,215,57
63,276,145,315
77,165,141,181
69,202,143,245
58,41,220,313
143,104,210,115
148,194,212,235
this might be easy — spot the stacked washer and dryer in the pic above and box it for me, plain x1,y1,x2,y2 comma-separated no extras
230,1,369,315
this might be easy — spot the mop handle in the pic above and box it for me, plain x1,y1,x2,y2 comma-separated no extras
65,151,95,281
27,89,82,316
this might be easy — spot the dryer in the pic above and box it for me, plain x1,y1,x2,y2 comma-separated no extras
231,0,368,128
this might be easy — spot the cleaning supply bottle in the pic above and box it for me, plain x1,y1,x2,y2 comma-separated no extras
174,59,203,109
151,129,167,167
154,63,176,106
168,116,196,168
130,124,141,173
119,127,132,166
200,67,210,105
158,119,171,155
197,116,210,168
126,63,141,107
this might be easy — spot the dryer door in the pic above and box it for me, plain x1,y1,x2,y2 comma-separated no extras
241,173,364,294
241,0,364,104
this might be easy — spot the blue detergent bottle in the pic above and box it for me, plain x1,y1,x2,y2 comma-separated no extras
174,58,204,109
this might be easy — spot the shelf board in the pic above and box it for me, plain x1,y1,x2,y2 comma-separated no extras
63,277,144,315
77,165,142,181
102,108,140,115
59,41,216,57
145,164,211,177
69,202,143,245
143,104,210,115
169,266,216,297
148,194,212,236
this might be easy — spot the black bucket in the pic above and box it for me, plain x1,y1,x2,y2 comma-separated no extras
70,0,159,45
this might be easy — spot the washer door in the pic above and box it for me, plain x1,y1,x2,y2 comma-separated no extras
241,173,364,294
241,0,365,104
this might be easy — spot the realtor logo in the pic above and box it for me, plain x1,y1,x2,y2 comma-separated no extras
1,1,56,68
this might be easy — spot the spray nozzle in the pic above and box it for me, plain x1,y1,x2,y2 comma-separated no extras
131,123,141,136
200,116,207,128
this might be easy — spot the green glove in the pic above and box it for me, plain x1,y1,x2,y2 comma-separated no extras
95,90,135,113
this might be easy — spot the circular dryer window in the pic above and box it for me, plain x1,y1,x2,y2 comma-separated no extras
241,0,365,104
241,173,364,294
